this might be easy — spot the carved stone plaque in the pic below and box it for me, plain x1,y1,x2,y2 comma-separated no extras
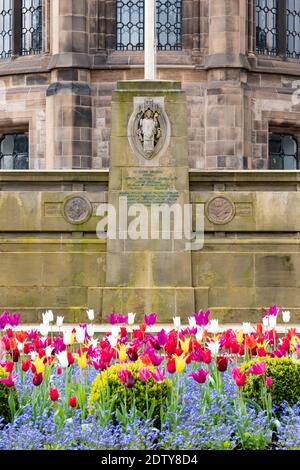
63,196,92,225
128,97,171,160
206,196,235,225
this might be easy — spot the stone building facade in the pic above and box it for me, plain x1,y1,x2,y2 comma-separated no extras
1,0,300,323
1,0,300,171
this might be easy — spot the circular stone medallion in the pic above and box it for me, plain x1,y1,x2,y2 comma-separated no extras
206,196,235,225
63,196,92,225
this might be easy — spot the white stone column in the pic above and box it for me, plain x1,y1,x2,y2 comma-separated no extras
144,0,156,80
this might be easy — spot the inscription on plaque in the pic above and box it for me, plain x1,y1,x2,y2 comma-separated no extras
206,196,235,225
122,170,179,206
63,196,92,224
235,203,253,217
44,203,61,217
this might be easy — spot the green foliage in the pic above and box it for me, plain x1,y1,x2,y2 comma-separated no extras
241,357,300,406
0,366,19,424
88,363,174,423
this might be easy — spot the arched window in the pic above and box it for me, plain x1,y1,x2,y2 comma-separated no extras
286,0,300,58
0,133,29,169
0,0,12,58
116,0,182,51
256,0,277,55
256,0,300,58
0,0,42,58
22,0,43,55
269,134,298,170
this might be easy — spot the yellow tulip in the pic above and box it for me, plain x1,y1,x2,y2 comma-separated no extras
290,335,300,352
236,330,244,344
180,337,190,354
77,352,88,370
33,357,45,375
117,344,127,362
174,355,186,373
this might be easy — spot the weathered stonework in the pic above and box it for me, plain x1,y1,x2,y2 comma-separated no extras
0,1,300,322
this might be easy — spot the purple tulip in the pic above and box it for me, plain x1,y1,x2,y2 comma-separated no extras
144,313,157,326
194,310,211,327
139,368,152,381
0,311,10,330
117,314,128,324
157,329,168,347
190,368,209,384
151,367,165,383
148,350,164,367
107,313,119,325
8,312,20,327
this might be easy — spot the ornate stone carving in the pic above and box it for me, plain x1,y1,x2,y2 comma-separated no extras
128,97,170,160
63,196,92,225
206,196,235,225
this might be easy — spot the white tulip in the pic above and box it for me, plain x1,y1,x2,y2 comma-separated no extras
42,313,50,326
63,329,73,346
30,351,38,360
108,335,118,348
76,326,86,344
262,316,269,328
56,316,64,328
56,351,69,368
45,345,54,358
173,316,181,329
242,322,252,335
17,341,24,352
196,328,204,342
87,324,95,337
39,323,49,337
269,315,277,329
111,325,121,338
207,340,220,356
46,310,54,322
128,312,136,326
282,310,291,323
89,338,98,348
86,309,95,321
209,319,219,334
188,317,197,328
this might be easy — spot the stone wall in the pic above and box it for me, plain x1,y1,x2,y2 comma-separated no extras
0,171,299,324
0,172,108,323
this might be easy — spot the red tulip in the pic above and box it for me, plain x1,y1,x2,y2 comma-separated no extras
56,367,62,375
67,351,74,365
202,349,212,364
217,356,228,372
69,396,77,408
49,388,59,401
167,358,176,374
232,367,246,388
32,373,43,386
4,361,14,373
21,359,31,372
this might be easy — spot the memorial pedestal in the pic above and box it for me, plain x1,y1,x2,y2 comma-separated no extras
103,81,195,321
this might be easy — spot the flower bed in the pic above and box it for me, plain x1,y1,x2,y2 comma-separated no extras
0,306,299,450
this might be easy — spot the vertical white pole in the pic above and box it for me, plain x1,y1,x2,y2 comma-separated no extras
144,0,156,80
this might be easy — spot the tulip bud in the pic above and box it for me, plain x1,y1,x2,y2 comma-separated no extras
282,311,291,323
69,396,77,408
50,388,59,401
86,309,95,321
